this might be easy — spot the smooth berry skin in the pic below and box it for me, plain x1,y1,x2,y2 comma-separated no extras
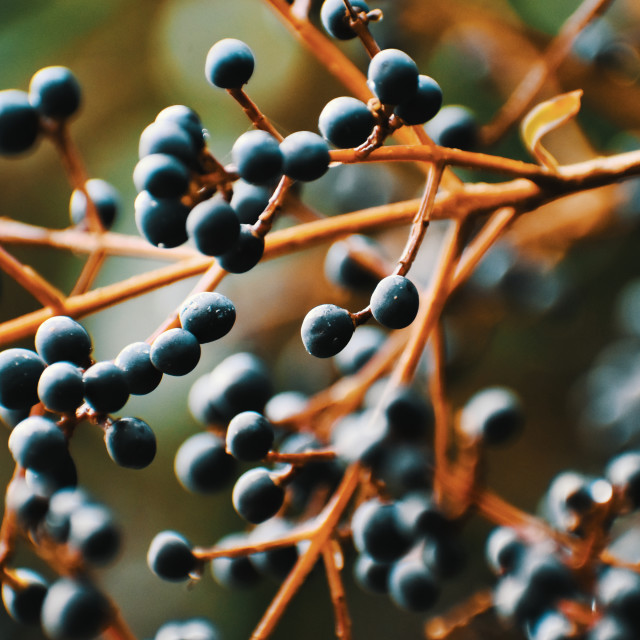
186,197,240,257
150,328,200,376
29,66,81,120
320,0,370,40
70,178,120,229
485,526,525,575
44,488,90,543
174,432,237,494
133,153,190,199
1,568,48,625
218,224,265,274
231,180,271,225
367,49,419,105
232,467,284,524
105,417,156,469
301,304,355,358
35,316,92,367
178,292,236,344
324,234,381,293
318,97,375,148
9,416,67,472
211,533,261,589
426,105,478,151
147,531,197,582
37,361,85,414
460,386,524,445
205,38,255,89
280,131,330,182
395,74,443,125
388,559,440,612
354,553,391,595
134,190,190,248
68,504,121,566
334,326,386,375
606,452,640,511
156,618,221,640
370,275,420,329
6,478,49,529
249,518,298,582
139,120,199,167
155,104,205,150
0,348,46,409
0,89,40,155
25,453,78,495
41,578,111,640
83,362,129,414
351,499,413,563
232,130,283,186
226,411,274,461
114,342,163,395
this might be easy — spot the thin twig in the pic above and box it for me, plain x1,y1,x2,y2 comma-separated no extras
322,538,352,640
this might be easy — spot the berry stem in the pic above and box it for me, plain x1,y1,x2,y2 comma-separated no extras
0,244,67,311
226,88,283,141
250,462,362,639
424,589,493,640
342,0,380,58
321,538,352,640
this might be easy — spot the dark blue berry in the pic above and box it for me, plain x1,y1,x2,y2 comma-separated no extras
249,518,298,582
150,328,200,376
324,234,381,293
2,568,48,625
606,451,640,510
351,499,413,563
334,326,386,375
25,452,77,495
69,179,120,230
104,416,156,469
529,610,577,640
133,153,190,199
426,105,478,150
388,558,440,612
217,224,265,273
485,526,525,575
201,352,274,422
597,568,640,630
301,303,354,358
318,97,375,148
422,536,466,578
370,274,420,329
174,432,237,494
460,386,524,445
205,38,255,89
8,416,67,472
232,467,284,524
35,316,92,367
147,531,197,582
0,347,46,409
367,49,419,105
28,66,81,120
398,493,452,540
44,488,90,542
320,0,370,40
211,533,261,589
68,504,121,566
280,131,330,182
380,384,433,440
231,130,283,186
0,89,40,156
178,292,236,344
587,616,636,640
82,362,129,414
226,411,274,461
139,120,199,167
37,361,84,414
264,391,308,423
231,180,271,225
134,190,190,248
186,197,240,256
155,105,205,150
40,578,111,640
395,74,443,125
114,342,163,395
353,553,391,595
6,478,49,528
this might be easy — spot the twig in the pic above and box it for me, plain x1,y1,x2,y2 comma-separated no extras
322,538,352,640
481,0,616,145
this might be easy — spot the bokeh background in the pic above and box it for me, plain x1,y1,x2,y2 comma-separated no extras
1,0,640,638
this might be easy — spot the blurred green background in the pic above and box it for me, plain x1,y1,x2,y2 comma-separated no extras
0,1,639,639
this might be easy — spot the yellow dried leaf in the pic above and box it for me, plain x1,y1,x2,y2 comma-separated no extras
520,90,583,171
